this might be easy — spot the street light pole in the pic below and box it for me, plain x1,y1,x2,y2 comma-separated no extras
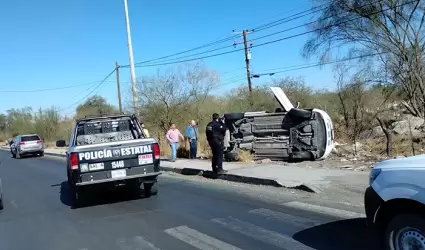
123,0,138,112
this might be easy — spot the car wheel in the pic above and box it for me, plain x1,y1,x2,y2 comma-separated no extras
287,108,312,119
225,152,240,162
224,113,244,121
39,152,44,157
143,182,158,197
385,213,425,250
69,186,83,208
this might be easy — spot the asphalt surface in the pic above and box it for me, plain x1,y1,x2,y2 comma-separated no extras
0,150,380,250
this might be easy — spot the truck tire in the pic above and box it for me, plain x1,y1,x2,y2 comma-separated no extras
225,152,239,162
224,113,244,121
385,213,425,250
143,182,158,197
287,108,312,119
69,186,83,208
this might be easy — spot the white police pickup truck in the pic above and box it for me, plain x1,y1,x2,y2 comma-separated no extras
56,114,161,208
365,154,425,249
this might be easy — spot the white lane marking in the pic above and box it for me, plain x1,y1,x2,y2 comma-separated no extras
116,236,161,250
248,208,321,228
283,201,366,219
211,217,314,250
164,225,242,250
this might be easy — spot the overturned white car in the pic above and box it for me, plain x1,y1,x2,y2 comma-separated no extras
223,87,335,161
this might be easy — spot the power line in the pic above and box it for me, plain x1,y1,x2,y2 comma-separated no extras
130,0,409,68
251,1,330,32
60,68,117,111
254,51,389,76
132,35,241,66
128,3,332,67
0,81,105,93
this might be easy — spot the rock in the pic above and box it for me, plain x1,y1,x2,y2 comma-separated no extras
354,166,368,171
393,155,406,159
359,126,385,139
256,158,272,164
391,115,424,135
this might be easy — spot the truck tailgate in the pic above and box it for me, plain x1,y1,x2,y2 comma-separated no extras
72,140,160,183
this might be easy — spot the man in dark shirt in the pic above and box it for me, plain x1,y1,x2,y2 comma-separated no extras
206,113,228,174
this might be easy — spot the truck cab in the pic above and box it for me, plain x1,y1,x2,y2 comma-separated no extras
365,154,425,249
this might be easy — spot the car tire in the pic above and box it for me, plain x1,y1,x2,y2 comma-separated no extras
224,113,244,121
39,152,44,157
225,152,240,162
385,213,425,250
69,186,83,208
287,108,313,119
143,182,158,197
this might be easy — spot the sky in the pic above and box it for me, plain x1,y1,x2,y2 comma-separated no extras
0,0,339,116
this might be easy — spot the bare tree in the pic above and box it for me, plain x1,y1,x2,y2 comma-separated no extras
376,116,393,156
136,62,219,134
303,0,425,117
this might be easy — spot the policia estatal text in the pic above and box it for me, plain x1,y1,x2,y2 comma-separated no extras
206,113,228,174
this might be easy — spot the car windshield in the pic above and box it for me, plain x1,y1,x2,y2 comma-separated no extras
75,118,138,145
21,135,41,142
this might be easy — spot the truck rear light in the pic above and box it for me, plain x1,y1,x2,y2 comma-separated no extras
70,153,79,170
19,142,25,145
36,140,43,143
153,143,160,160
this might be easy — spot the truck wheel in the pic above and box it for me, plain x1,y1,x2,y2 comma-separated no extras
69,186,83,208
224,113,244,121
385,213,425,249
143,182,158,197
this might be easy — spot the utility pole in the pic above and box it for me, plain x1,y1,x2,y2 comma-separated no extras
115,62,123,113
233,29,254,107
122,0,138,112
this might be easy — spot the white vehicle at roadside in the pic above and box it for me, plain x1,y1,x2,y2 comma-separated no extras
223,86,335,161
365,154,425,249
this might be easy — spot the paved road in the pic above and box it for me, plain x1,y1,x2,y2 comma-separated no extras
0,150,380,250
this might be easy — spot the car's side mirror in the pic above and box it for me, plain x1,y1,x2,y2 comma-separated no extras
56,140,66,147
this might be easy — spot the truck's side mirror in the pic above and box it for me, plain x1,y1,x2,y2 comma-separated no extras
56,140,66,147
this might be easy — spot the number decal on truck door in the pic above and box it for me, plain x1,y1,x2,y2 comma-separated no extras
111,160,125,169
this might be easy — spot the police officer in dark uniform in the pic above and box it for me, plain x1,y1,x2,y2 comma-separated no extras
206,113,228,174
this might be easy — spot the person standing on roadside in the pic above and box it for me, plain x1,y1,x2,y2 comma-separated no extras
166,123,184,162
206,113,228,174
185,120,199,159
141,123,150,137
